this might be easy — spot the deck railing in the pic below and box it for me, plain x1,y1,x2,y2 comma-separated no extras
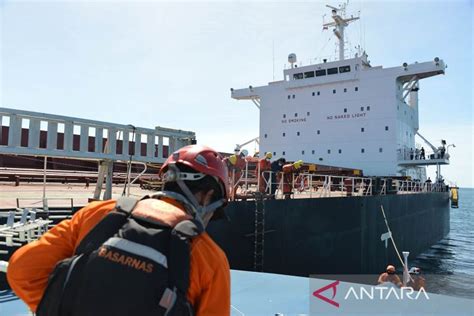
229,165,448,200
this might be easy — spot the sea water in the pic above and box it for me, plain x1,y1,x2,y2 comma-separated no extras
410,187,474,299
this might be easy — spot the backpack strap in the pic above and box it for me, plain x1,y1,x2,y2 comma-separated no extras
167,219,203,296
115,196,141,215
75,197,140,255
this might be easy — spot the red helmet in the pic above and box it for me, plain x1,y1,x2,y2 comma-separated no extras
160,145,229,200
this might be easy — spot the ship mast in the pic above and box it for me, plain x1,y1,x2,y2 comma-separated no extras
323,2,359,61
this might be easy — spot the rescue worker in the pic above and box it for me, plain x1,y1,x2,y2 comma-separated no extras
223,154,238,198
281,160,303,199
270,158,286,197
230,149,247,197
377,264,402,287
258,152,272,193
420,147,425,160
7,145,231,315
407,267,425,291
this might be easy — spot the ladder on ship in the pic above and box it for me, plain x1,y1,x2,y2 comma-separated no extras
253,193,265,272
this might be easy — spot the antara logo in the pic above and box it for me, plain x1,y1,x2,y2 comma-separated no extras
312,280,431,308
312,280,340,308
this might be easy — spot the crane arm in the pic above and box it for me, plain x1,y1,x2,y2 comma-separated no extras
416,132,438,153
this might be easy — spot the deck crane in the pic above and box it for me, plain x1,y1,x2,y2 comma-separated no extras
234,137,260,155
416,132,447,159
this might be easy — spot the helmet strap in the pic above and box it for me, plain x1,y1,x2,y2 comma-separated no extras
166,163,223,225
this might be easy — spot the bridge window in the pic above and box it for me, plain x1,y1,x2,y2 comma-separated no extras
385,126,389,131
367,106,371,111
355,87,359,92
317,91,321,96
361,127,365,132
316,69,326,77
361,148,365,153
293,73,303,80
344,108,347,113
312,150,315,154
292,94,295,99
282,151,286,156
273,152,276,156
312,92,315,96
338,149,342,154
304,71,315,78
379,148,383,153
361,106,364,111
282,132,286,137
264,134,267,138
327,67,338,75
283,114,286,118
307,112,310,116
317,130,320,135
302,150,305,155
344,88,347,93
297,132,300,136
287,95,291,99
333,89,336,94
339,65,351,73
294,113,298,117
327,149,331,154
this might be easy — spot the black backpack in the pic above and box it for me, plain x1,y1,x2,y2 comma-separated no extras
36,196,203,316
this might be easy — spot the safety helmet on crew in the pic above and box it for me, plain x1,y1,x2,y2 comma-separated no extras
159,145,229,222
240,149,249,157
386,265,396,273
265,152,273,159
408,267,421,275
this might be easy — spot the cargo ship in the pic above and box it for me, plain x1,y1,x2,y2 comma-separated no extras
207,3,452,276
1,3,452,279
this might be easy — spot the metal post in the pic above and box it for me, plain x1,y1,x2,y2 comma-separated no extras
123,125,136,197
43,156,48,211
402,251,410,287
104,160,113,200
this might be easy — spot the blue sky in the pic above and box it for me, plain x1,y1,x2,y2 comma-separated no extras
1,0,472,187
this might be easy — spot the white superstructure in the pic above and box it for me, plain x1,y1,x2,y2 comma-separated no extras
231,3,448,179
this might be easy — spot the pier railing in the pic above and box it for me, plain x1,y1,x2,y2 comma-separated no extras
0,208,52,255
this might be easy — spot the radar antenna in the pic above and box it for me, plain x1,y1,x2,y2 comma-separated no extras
323,1,359,61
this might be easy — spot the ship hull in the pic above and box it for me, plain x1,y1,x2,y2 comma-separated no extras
207,192,450,275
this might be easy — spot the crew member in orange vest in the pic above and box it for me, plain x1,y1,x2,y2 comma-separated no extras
377,264,402,287
258,152,273,193
281,160,303,199
7,145,231,315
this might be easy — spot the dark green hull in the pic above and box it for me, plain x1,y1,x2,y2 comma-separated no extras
207,192,450,275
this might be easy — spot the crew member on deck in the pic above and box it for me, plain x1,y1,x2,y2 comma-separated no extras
407,267,426,291
377,265,402,287
270,158,286,197
281,160,303,199
258,152,272,193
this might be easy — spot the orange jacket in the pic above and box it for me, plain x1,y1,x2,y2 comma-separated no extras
7,199,230,315
258,158,271,192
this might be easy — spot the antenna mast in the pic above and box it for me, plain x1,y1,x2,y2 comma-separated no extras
323,2,359,61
